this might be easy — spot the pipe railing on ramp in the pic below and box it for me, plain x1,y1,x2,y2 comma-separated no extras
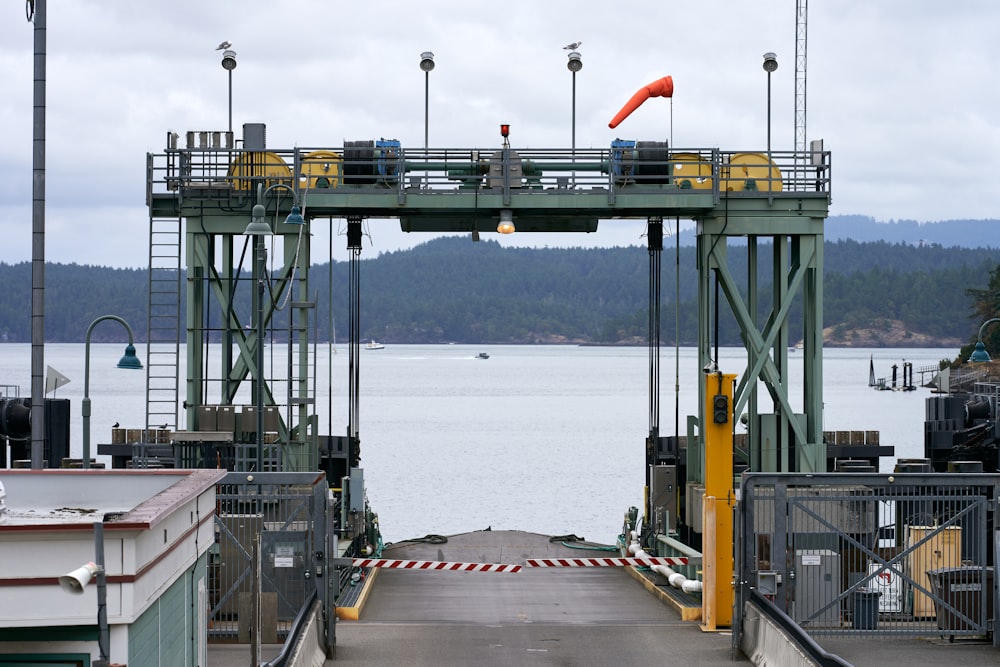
262,591,330,667
741,590,851,667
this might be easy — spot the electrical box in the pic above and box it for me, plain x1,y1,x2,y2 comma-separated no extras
794,549,841,627
488,150,523,188
757,570,779,596
349,467,365,513
197,405,218,431
649,464,678,533
217,405,236,432
243,123,266,151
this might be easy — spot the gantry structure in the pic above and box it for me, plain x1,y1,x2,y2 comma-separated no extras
144,125,831,483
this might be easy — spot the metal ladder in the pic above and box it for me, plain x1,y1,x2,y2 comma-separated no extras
284,275,317,471
145,209,182,437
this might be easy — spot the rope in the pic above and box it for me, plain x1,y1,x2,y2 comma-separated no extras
387,534,449,547
560,541,618,552
550,534,619,551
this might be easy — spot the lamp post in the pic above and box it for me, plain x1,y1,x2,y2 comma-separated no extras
221,48,237,134
419,52,435,152
968,317,1000,362
83,316,142,470
762,52,778,155
244,184,304,472
27,0,47,470
567,50,582,187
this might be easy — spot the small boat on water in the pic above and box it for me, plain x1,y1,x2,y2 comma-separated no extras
366,340,385,350
476,352,490,359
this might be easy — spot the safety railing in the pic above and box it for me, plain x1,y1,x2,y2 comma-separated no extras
209,472,331,646
735,472,1000,648
261,591,324,667
147,142,832,205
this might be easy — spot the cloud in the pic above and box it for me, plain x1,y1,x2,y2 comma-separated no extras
0,0,997,268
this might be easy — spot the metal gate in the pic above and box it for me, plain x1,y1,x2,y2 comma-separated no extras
209,471,332,643
736,472,999,646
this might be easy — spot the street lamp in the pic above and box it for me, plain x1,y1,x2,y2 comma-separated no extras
244,184,304,472
762,52,778,156
567,50,582,186
968,317,1000,362
419,51,435,152
27,0,47,470
83,316,142,470
221,48,237,134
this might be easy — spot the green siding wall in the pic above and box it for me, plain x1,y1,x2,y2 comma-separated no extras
128,601,159,667
128,554,208,667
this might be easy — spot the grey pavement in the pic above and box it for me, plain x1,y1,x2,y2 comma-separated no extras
207,531,999,666
209,644,282,666
328,530,743,666
818,636,998,667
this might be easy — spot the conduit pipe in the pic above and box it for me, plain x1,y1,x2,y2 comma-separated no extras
628,530,702,594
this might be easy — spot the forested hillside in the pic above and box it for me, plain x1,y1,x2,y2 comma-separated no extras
0,238,995,347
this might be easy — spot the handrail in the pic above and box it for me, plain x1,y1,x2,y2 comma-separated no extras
147,145,832,201
746,589,852,667
261,589,320,667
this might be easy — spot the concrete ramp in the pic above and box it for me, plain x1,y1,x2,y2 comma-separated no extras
329,530,745,665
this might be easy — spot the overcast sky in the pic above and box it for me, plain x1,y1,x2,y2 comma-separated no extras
1,1,997,269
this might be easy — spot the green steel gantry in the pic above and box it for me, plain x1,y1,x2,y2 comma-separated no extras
145,130,830,481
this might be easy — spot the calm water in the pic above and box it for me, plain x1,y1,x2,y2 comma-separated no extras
0,344,954,544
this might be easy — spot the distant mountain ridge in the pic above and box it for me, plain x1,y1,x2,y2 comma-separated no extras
0,227,995,347
674,215,1000,248
824,216,1000,247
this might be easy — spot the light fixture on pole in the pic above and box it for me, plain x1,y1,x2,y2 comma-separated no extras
497,125,515,234
968,317,1000,362
246,219,269,473
762,52,778,156
220,48,237,135
244,184,304,472
419,51,435,152
567,50,582,187
83,316,142,470
497,209,515,235
245,183,304,236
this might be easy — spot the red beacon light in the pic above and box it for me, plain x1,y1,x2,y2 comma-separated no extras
500,124,510,138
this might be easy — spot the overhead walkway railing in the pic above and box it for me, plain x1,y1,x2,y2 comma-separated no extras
147,136,832,226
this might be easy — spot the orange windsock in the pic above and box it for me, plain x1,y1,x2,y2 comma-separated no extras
608,76,674,129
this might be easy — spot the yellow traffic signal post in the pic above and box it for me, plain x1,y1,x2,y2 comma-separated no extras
702,372,736,630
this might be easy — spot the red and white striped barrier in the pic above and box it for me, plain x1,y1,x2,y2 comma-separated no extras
352,558,522,573
524,556,689,568
348,556,689,572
